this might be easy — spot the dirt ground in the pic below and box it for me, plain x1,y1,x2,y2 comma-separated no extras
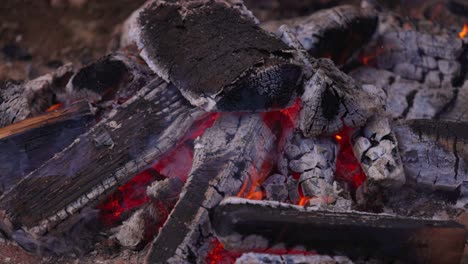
0,0,146,80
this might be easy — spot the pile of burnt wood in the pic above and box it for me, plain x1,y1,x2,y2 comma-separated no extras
0,0,467,263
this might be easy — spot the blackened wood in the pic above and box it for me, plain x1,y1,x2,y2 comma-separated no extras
392,119,468,191
0,102,95,194
0,65,75,128
145,113,277,263
212,198,466,264
299,58,381,136
136,0,302,111
66,52,154,104
285,5,378,63
0,78,205,236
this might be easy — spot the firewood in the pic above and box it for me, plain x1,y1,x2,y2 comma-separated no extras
0,102,95,194
212,197,466,264
126,0,303,112
392,119,468,191
145,113,277,263
0,78,206,237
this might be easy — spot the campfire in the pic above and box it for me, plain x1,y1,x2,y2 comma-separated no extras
0,0,467,263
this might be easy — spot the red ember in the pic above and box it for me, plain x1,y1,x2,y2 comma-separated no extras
334,126,366,188
45,103,63,112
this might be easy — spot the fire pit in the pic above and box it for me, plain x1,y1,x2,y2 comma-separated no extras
0,0,467,263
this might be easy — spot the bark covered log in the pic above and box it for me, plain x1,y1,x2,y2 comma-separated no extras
0,78,205,237
126,0,303,112
145,113,277,263
212,197,466,264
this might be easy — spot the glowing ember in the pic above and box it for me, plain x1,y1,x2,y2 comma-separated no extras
334,126,366,188
97,113,219,226
459,24,468,39
45,103,63,112
205,239,316,264
98,169,160,226
237,162,272,200
298,196,310,206
359,45,389,66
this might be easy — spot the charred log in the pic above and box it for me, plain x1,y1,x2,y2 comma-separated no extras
280,5,378,63
0,78,205,237
235,253,352,264
298,58,381,137
212,197,466,264
145,113,277,263
392,119,468,192
129,0,303,111
0,102,95,194
0,64,74,128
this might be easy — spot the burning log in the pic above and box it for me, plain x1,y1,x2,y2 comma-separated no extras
124,0,303,112
0,102,95,193
212,197,466,264
392,119,468,191
0,78,206,237
235,253,352,264
145,113,277,263
112,177,184,250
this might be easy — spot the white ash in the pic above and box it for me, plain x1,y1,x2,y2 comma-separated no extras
278,131,352,210
235,253,354,264
146,177,184,201
352,115,405,189
112,209,146,250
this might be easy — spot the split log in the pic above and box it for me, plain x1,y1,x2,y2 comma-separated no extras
145,113,277,263
0,102,95,194
127,0,303,111
0,78,206,237
212,197,466,264
392,119,468,191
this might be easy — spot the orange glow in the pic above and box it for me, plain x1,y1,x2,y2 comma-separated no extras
459,24,468,39
334,134,343,141
298,196,310,206
237,160,273,200
45,103,63,112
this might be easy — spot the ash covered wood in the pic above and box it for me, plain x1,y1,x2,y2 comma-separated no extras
0,102,95,194
212,197,466,264
129,0,303,111
235,253,352,264
0,78,206,237
145,113,276,263
298,58,381,136
279,5,378,63
393,119,468,191
0,64,74,128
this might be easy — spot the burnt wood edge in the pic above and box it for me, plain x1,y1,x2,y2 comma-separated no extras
212,197,466,264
